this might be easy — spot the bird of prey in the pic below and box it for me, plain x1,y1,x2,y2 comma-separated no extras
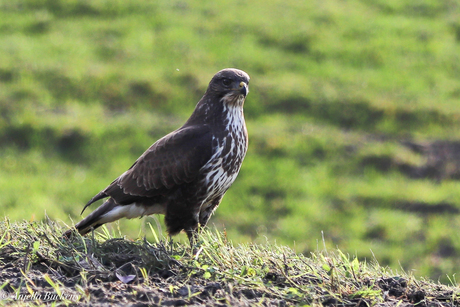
65,68,250,244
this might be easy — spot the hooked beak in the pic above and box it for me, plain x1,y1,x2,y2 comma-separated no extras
237,81,248,96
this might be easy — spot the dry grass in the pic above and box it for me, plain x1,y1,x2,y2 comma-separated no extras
0,218,459,306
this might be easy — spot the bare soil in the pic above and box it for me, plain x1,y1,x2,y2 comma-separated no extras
1,234,459,307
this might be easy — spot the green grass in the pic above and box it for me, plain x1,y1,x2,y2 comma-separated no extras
1,220,459,306
1,0,460,284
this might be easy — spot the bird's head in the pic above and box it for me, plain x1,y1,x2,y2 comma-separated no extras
206,68,250,107
187,68,250,125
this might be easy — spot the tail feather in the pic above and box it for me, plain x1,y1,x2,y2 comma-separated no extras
64,198,118,237
81,191,108,215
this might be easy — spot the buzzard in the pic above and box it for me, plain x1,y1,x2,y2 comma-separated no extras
65,68,250,244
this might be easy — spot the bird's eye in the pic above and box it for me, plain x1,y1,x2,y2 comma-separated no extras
222,78,232,86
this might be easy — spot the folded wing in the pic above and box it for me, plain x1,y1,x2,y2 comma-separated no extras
83,125,213,210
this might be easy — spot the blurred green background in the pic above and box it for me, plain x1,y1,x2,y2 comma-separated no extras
1,0,460,283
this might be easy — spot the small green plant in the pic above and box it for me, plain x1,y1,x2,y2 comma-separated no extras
1,0,460,285
0,220,459,306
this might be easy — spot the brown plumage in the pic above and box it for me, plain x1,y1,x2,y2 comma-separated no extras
64,68,250,244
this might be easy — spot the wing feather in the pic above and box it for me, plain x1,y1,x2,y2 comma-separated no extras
100,125,213,205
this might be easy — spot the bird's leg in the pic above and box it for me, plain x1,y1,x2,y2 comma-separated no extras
186,222,204,256
186,228,199,247
167,235,174,254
